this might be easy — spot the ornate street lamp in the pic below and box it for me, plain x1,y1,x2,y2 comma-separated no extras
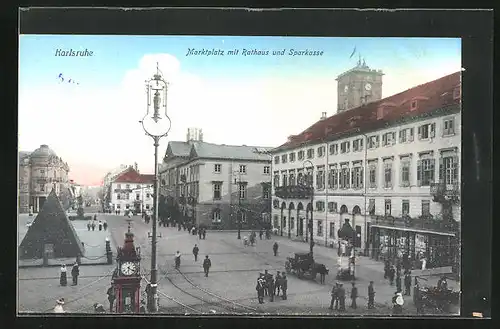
140,63,171,313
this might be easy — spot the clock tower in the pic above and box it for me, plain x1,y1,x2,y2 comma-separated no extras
112,225,142,313
336,58,384,113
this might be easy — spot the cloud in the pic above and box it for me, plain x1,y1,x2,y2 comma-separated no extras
19,52,461,185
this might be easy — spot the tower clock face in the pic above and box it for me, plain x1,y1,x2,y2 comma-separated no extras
365,83,372,91
120,262,137,276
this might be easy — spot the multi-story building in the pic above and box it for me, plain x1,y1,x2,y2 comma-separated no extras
109,167,155,213
160,129,272,229
18,144,71,213
270,69,461,271
102,164,136,210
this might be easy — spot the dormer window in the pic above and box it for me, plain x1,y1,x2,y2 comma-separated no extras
411,100,418,111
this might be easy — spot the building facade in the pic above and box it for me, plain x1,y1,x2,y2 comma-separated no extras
18,145,70,213
271,70,461,271
160,131,272,229
109,168,155,213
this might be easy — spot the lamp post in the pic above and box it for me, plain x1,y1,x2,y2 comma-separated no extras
140,63,171,313
302,160,315,255
233,170,242,239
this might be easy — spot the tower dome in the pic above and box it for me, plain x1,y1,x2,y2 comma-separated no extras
30,144,57,158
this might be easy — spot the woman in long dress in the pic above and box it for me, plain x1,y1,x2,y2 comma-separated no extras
54,298,65,313
60,264,67,286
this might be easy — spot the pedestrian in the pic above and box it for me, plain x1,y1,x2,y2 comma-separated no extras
59,264,67,286
202,228,206,240
54,298,65,313
396,258,402,277
384,259,390,279
404,272,412,296
350,282,358,309
273,242,279,256
98,220,103,231
396,273,402,292
368,281,375,309
103,220,108,231
203,255,211,277
198,228,202,239
281,273,287,300
71,263,79,286
329,283,338,310
174,251,181,269
263,270,270,296
338,283,346,311
259,229,263,240
193,244,199,261
268,276,275,302
319,264,327,284
94,214,97,221
107,286,115,312
414,283,424,314
389,266,395,286
87,220,91,231
92,221,96,231
191,226,196,235
392,292,404,315
256,277,265,304
275,271,282,296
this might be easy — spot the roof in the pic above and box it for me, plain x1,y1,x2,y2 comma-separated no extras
190,141,273,161
113,167,154,184
31,144,58,158
167,141,193,157
19,151,32,159
273,71,461,153
19,189,84,259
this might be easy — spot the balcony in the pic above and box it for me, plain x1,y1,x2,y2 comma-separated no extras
275,185,313,199
430,183,460,203
371,215,458,235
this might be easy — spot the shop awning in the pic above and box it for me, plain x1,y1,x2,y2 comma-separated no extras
370,224,456,237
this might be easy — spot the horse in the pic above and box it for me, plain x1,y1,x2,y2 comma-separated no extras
313,263,329,284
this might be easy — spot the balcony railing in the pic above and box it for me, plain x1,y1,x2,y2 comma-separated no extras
430,183,460,203
275,184,313,199
371,215,458,234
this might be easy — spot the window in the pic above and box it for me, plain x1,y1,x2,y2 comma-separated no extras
411,100,418,110
116,204,121,209
399,128,414,143
440,155,459,184
328,201,337,213
383,159,393,188
289,153,296,162
282,216,286,229
421,200,431,217
315,201,325,212
367,135,380,149
274,156,280,164
340,165,350,189
214,164,221,173
161,179,165,186
369,199,375,215
317,146,325,157
328,165,338,189
385,199,392,216
329,222,335,238
240,211,247,223
213,183,221,200
146,193,150,199
136,194,140,201
117,194,121,200
289,170,296,185
340,141,350,153
273,199,280,208
402,200,410,216
329,143,338,155
290,217,295,230
40,169,45,175
443,118,455,136
239,165,247,174
352,138,364,152
368,162,378,188
281,171,288,186
263,166,270,174
239,183,247,199
317,220,323,236
273,215,279,228
40,184,45,192
117,184,122,189
212,209,221,223
298,150,305,160
307,148,315,159
281,154,287,164
352,164,364,189
126,184,130,189
136,185,140,189
418,123,436,140
316,166,325,189
400,156,411,187
382,132,396,146
273,172,280,187
263,185,270,199
417,157,435,186
126,204,130,209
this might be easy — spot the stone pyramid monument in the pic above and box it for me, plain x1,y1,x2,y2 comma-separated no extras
19,188,84,259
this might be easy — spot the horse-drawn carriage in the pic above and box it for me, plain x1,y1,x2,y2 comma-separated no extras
415,277,460,313
285,252,329,281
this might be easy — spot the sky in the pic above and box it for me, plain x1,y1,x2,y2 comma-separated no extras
18,36,461,186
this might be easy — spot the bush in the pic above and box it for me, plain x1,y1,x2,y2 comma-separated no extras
77,207,84,217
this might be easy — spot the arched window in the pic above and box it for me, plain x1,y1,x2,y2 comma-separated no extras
352,205,361,214
340,205,348,214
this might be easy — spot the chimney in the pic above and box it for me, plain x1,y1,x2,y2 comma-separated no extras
320,112,327,120
186,128,191,142
134,162,138,172
199,129,203,142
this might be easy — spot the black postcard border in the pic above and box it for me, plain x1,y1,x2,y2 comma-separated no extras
8,7,494,329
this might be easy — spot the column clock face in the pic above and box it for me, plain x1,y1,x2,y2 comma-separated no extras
120,261,138,276
365,83,372,91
